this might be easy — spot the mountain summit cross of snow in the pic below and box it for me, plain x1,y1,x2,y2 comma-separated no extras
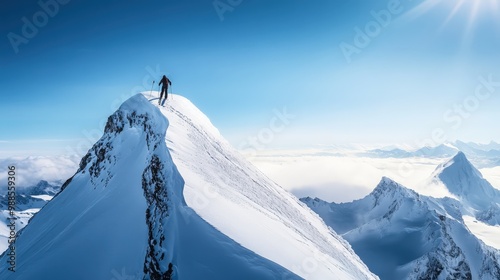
0,93,377,280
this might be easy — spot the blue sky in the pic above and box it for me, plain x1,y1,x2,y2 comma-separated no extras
1,0,500,156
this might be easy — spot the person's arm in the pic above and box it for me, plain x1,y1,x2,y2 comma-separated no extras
159,79,163,86
168,78,172,86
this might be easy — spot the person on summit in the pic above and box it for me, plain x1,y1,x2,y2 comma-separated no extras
158,75,172,105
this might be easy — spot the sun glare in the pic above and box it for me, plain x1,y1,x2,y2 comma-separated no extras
404,0,500,41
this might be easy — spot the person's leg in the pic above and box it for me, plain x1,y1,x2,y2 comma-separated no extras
159,87,165,104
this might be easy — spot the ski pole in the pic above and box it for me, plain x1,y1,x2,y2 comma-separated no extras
170,84,173,101
149,80,154,98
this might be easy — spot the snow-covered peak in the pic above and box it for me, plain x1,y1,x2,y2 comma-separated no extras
104,93,168,136
151,93,221,137
432,152,480,187
1,93,377,280
303,177,500,280
149,92,377,279
429,152,500,222
0,94,302,279
370,176,418,203
19,180,60,196
444,151,472,169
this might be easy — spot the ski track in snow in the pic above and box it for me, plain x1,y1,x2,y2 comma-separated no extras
152,94,376,279
0,94,376,280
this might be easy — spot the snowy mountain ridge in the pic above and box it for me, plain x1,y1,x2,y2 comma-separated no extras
0,93,376,280
366,142,500,168
302,174,500,280
429,152,500,226
154,93,377,279
432,152,500,202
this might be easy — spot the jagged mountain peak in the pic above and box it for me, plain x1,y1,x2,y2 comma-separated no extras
61,94,169,191
303,174,500,280
19,180,60,196
103,93,168,140
430,151,500,215
377,176,401,188
371,176,418,201
1,93,376,280
434,152,481,180
446,151,474,170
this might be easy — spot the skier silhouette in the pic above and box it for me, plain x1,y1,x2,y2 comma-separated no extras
158,75,172,105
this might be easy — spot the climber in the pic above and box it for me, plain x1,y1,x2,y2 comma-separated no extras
158,75,172,105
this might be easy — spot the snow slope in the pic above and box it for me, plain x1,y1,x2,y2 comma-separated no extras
430,152,500,225
463,216,500,249
153,93,376,279
0,181,61,253
302,177,500,280
0,94,298,279
0,93,376,279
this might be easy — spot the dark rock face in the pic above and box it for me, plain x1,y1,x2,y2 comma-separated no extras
60,96,176,280
142,155,172,280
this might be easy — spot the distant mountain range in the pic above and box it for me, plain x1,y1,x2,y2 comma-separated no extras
0,94,376,280
302,152,500,279
364,141,500,168
0,180,61,252
2,92,499,279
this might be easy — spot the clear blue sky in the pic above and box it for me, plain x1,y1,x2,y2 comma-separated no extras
1,0,500,156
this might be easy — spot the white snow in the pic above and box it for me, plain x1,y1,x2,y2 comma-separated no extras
303,177,500,279
30,195,52,201
150,93,377,280
481,166,500,191
463,215,500,250
0,94,376,280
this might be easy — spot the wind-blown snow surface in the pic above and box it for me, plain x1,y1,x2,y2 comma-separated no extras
153,93,376,279
0,94,298,279
429,152,500,225
302,177,500,280
0,94,376,279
